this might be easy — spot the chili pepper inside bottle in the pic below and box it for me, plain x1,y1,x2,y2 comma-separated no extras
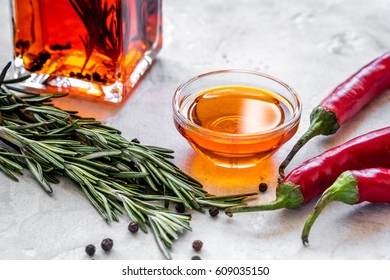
11,0,163,103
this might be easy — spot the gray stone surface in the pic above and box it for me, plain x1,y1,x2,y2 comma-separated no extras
1,0,390,260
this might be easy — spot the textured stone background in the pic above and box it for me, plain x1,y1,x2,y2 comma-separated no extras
1,0,390,259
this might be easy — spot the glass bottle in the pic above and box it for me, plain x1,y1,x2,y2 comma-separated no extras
10,0,162,102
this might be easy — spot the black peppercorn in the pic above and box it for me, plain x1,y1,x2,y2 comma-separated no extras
191,256,201,260
175,203,186,213
128,222,139,233
38,51,50,61
131,138,140,144
101,238,114,252
49,42,71,51
208,207,219,217
192,240,203,251
85,244,96,256
29,51,51,72
15,40,30,51
259,182,268,193
92,72,101,81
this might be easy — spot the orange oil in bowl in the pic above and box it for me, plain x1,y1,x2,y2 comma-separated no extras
174,84,300,168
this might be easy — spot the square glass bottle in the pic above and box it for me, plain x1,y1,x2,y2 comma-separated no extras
11,0,162,102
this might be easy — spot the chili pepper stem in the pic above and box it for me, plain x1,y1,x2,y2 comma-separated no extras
301,171,359,245
279,106,340,178
225,182,304,216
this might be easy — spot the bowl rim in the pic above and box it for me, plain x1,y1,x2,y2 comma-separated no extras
172,69,302,140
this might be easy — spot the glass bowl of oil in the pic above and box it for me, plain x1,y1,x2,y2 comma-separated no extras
172,70,302,168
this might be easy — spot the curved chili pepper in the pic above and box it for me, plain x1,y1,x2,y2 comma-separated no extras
301,168,390,245
225,126,390,216
279,51,390,177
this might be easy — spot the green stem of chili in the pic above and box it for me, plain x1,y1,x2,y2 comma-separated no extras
301,171,359,245
279,106,340,178
225,182,305,216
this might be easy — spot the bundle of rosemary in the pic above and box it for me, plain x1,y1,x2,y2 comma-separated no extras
0,62,254,259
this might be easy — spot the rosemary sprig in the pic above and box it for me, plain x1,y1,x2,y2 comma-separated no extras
0,62,255,259
69,0,127,72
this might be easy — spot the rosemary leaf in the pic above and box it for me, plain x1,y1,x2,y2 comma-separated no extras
137,162,158,191
22,147,51,166
150,216,173,247
25,106,70,119
162,170,205,197
111,171,149,179
166,179,192,210
5,121,53,131
143,162,162,185
0,84,14,96
67,164,99,183
3,75,31,84
159,212,192,231
46,122,76,135
122,197,147,225
28,142,65,169
126,147,177,173
114,161,130,171
121,198,147,233
98,191,114,222
79,184,109,223
203,193,258,201
154,215,182,237
45,115,69,126
155,217,179,240
76,128,108,146
37,142,78,156
0,62,11,86
144,161,169,186
25,157,53,193
81,150,122,160
0,163,19,181
40,139,81,145
67,161,108,177
143,145,175,154
149,217,172,260
0,104,24,111
0,150,32,159
64,156,119,172
0,155,23,171
21,95,59,103
43,173,60,184
135,194,182,203
4,85,40,96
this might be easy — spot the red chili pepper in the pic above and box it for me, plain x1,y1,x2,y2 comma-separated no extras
301,168,390,245
279,52,390,177
225,126,390,216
